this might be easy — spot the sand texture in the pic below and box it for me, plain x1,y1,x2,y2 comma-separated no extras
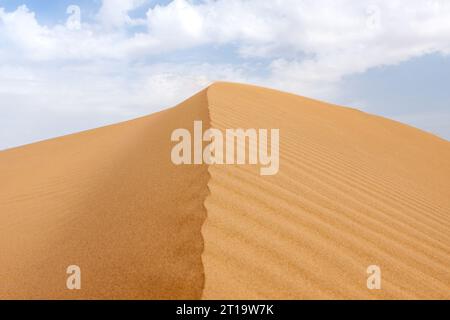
1,82,449,299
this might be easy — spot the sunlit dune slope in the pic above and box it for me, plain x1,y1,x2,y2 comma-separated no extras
202,82,450,299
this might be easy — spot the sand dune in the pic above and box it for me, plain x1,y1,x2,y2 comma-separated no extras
1,82,449,299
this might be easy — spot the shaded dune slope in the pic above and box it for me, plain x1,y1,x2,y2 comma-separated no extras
1,82,449,299
0,90,210,299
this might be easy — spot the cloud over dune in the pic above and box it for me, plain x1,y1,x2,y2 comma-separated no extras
1,0,450,149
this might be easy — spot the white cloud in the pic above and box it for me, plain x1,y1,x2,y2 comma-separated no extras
1,0,450,149
97,0,148,28
2,1,450,66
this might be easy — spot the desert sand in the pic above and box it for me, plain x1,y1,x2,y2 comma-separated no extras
0,82,449,299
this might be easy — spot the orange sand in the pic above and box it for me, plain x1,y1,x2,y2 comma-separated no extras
0,82,449,299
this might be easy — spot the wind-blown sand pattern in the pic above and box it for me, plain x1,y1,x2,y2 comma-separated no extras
1,82,449,299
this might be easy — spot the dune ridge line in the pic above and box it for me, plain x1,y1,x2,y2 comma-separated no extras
0,82,449,299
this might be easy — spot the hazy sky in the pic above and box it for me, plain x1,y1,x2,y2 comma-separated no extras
1,0,449,149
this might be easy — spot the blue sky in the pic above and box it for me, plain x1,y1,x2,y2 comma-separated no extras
0,0,449,149
340,53,450,137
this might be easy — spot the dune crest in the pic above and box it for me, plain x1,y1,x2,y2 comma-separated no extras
1,82,450,299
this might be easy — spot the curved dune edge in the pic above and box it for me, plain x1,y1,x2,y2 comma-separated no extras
0,82,449,299
201,82,450,299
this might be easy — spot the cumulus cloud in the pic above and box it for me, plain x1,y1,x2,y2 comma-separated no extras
3,1,450,63
97,0,148,28
1,0,450,149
